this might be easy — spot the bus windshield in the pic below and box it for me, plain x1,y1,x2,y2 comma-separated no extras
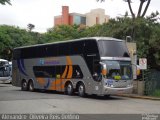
0,60,10,77
102,61,132,80
0,66,10,77
98,40,130,57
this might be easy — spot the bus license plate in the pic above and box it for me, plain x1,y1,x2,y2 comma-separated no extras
117,90,124,94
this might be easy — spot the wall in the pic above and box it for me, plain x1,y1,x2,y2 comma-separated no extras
86,8,109,26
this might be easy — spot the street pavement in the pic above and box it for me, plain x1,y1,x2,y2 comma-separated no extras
0,83,160,114
0,83,160,120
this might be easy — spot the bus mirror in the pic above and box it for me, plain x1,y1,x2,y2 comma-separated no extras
102,69,107,76
100,63,107,76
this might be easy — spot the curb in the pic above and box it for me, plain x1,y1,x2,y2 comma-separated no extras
115,94,160,101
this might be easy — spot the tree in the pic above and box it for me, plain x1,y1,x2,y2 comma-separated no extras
45,24,86,42
0,25,41,60
0,13,160,68
97,0,151,19
96,0,105,2
27,23,35,32
0,0,11,5
124,0,151,19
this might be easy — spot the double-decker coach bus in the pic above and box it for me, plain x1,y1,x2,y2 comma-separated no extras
12,37,133,97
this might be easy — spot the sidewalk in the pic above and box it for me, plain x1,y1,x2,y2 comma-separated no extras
116,94,160,100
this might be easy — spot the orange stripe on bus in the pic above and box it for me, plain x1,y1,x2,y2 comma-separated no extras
61,66,68,79
37,78,45,86
49,80,56,90
55,79,61,85
66,56,73,79
49,56,73,91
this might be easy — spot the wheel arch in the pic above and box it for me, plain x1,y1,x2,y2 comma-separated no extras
28,78,34,83
64,80,74,88
75,81,85,92
27,78,34,87
21,78,28,91
21,79,27,85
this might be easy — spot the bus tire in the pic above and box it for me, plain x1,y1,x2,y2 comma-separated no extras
104,94,110,98
28,80,34,92
21,80,28,91
65,82,74,95
78,83,86,97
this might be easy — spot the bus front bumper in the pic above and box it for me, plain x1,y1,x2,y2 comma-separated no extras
103,85,133,95
0,77,11,81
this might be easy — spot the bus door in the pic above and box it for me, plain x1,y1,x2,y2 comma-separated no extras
92,60,103,94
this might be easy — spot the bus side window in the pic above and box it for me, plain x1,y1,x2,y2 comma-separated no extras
70,41,84,55
72,65,83,79
84,40,98,54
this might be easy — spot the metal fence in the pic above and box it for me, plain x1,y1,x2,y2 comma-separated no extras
143,69,160,96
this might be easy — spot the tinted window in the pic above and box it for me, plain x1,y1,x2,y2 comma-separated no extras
33,65,83,79
0,66,10,77
46,44,58,57
33,66,56,78
98,40,129,57
13,39,99,59
58,43,70,56
85,40,99,54
20,47,37,59
37,46,47,58
13,49,21,60
72,65,83,79
83,40,100,75
70,41,84,55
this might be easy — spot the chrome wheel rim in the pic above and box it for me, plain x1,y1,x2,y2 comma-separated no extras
79,85,84,95
67,84,72,94
23,82,27,88
29,82,33,91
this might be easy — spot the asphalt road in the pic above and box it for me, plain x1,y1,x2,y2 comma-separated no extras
0,83,160,120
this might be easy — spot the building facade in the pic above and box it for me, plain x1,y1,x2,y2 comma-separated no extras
54,6,109,26
86,8,109,27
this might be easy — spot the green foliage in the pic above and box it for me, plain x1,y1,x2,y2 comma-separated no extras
27,23,35,32
45,24,86,42
0,25,42,60
152,89,160,97
0,12,160,68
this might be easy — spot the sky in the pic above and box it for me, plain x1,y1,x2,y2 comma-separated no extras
0,0,159,33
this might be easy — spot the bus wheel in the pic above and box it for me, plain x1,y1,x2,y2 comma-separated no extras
65,83,74,95
28,80,34,92
78,83,86,97
21,80,28,91
104,94,110,98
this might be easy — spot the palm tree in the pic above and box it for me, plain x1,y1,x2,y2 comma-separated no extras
27,23,35,32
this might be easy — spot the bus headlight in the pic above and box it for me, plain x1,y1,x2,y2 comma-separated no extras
111,85,114,87
127,83,133,87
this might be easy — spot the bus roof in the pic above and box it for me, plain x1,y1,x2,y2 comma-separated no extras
14,37,124,50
